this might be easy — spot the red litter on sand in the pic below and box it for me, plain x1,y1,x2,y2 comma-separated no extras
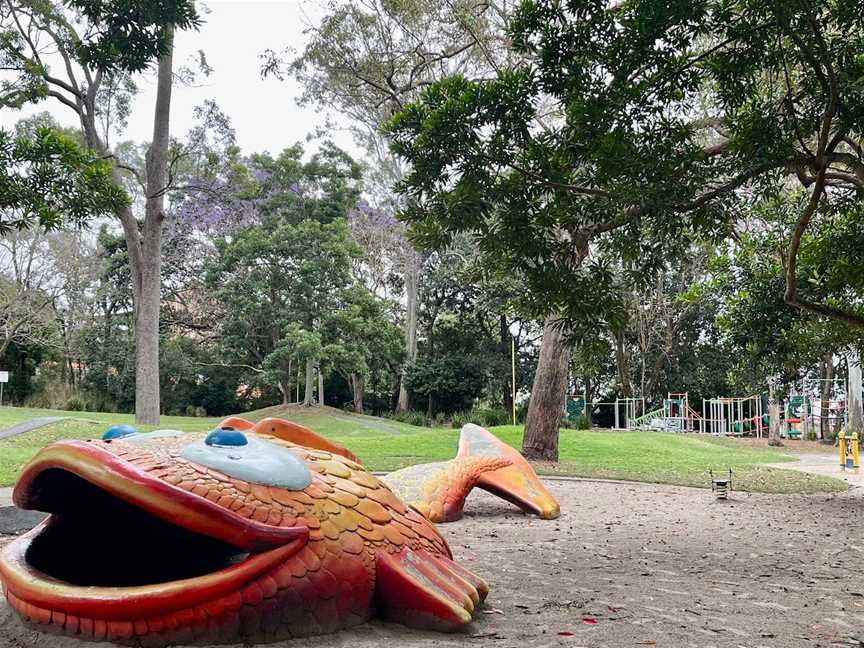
582,617,598,625
558,631,574,636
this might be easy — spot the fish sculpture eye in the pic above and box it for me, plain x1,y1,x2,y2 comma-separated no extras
205,427,248,447
180,427,313,490
102,424,138,441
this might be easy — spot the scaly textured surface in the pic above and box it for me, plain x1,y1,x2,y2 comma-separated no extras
0,430,487,646
384,424,561,523
383,457,511,522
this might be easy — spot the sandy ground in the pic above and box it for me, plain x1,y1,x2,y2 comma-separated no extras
0,479,863,648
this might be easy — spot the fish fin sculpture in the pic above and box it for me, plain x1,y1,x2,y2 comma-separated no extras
383,456,511,523
456,424,560,519
218,416,361,464
375,546,489,631
0,428,482,645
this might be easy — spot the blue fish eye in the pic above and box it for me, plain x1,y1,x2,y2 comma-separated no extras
205,427,248,447
181,433,312,490
103,425,138,441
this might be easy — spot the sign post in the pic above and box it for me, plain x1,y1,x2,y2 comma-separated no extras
0,371,8,407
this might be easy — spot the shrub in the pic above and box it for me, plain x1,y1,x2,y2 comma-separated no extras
65,396,88,412
185,405,197,417
194,406,208,418
450,411,471,428
401,410,430,428
570,413,591,430
477,407,509,427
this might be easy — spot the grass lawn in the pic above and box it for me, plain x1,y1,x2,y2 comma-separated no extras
0,405,847,494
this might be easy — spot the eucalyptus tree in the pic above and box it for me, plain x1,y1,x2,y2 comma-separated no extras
0,0,200,423
387,0,864,458
277,0,518,412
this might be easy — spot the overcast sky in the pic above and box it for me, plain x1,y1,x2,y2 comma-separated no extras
0,0,358,158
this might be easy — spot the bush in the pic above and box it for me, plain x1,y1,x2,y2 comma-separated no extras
194,406,208,418
392,410,430,428
477,407,510,427
450,411,471,428
64,396,88,412
185,405,197,417
569,413,591,430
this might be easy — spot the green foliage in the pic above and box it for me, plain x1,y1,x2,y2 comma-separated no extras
64,396,88,412
0,128,128,233
63,0,200,72
386,0,864,330
388,409,431,428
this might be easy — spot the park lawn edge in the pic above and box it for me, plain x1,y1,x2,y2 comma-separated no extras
0,412,849,495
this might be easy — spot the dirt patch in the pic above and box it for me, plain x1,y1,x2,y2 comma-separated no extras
0,480,862,647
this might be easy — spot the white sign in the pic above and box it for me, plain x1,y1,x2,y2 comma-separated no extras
0,372,9,383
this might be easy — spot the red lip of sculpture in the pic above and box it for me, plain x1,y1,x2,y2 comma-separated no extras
1,440,308,623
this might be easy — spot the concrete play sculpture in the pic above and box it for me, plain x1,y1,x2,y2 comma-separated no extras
0,425,488,645
383,424,561,522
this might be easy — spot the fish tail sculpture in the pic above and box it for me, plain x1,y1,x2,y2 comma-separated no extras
0,425,487,646
384,424,561,523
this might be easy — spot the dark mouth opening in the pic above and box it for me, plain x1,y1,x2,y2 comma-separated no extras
23,469,249,587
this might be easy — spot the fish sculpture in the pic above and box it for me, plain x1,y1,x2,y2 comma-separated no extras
383,424,561,523
0,423,489,646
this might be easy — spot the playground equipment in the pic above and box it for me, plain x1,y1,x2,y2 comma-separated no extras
702,395,767,437
616,397,645,429
628,392,704,431
3,417,554,643
784,378,847,440
709,469,733,500
839,430,859,470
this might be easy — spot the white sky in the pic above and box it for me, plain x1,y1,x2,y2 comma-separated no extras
0,0,359,158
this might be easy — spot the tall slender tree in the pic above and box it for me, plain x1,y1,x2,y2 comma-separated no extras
0,0,200,423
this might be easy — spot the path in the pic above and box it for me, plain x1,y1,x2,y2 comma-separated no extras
769,451,864,490
0,417,64,442
1,480,863,647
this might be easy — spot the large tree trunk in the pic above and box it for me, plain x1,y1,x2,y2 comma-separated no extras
522,318,570,461
351,373,365,414
303,357,315,405
130,31,174,425
820,353,833,439
396,264,419,412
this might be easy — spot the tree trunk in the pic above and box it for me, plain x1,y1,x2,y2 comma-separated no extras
131,32,174,426
396,263,419,412
522,317,570,461
820,353,833,440
318,366,325,407
500,314,514,412
303,357,315,406
768,379,783,447
614,328,633,397
279,376,290,405
849,349,863,434
351,373,365,414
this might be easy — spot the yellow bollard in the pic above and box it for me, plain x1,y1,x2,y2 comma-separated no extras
840,430,846,467
840,431,860,470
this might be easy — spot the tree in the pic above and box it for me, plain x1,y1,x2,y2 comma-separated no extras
321,287,403,413
386,0,864,458
0,126,126,232
1,0,200,424
279,0,519,414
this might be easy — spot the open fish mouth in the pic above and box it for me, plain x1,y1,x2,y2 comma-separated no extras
0,440,307,628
